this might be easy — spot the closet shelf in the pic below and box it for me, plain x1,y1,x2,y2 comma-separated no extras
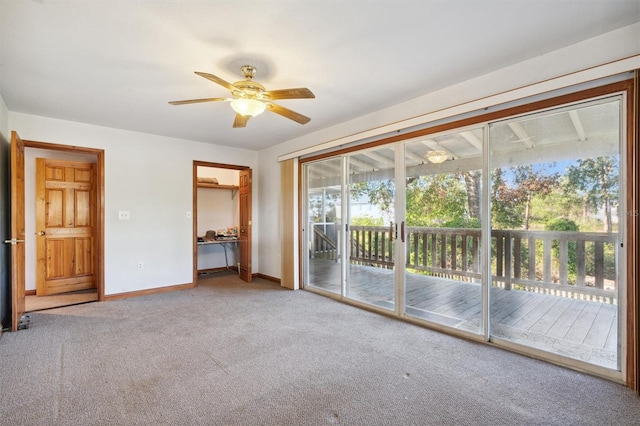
197,183,239,198
197,183,238,190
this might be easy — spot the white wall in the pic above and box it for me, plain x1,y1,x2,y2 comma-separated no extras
257,23,640,281
8,112,259,295
0,93,8,142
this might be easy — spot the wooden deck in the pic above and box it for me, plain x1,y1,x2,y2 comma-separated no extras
308,258,618,370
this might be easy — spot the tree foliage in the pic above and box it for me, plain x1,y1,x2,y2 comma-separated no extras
342,157,616,234
406,174,471,227
491,165,560,230
564,156,618,232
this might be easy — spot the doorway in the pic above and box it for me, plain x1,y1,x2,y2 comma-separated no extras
10,134,105,329
192,161,252,283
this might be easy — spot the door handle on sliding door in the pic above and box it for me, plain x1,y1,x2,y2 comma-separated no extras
401,221,405,243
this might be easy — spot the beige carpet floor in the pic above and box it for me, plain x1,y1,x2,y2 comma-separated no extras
1,273,639,425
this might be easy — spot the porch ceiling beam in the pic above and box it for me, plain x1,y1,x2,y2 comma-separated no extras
348,157,376,171
569,110,587,142
507,123,535,149
398,146,426,165
460,131,483,152
359,150,394,167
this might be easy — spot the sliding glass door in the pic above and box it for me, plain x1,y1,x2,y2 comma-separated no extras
302,86,627,377
404,130,483,333
488,97,623,369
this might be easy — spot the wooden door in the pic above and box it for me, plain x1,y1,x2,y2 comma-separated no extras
35,159,96,295
8,131,26,331
238,169,252,282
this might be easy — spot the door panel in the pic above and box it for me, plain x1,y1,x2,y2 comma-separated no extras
9,131,26,331
347,147,396,309
238,169,252,282
304,158,342,295
403,131,483,333
36,159,96,295
488,98,622,370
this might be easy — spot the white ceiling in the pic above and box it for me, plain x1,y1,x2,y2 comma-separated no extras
1,1,638,151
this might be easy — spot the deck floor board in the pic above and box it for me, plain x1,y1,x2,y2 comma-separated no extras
307,258,618,369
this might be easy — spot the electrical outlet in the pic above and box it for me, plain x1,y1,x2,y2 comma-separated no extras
186,211,192,219
119,210,130,220
137,261,144,270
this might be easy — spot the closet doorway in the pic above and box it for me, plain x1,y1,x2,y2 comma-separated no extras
192,161,252,283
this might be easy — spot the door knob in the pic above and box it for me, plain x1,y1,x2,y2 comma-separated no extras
36,231,46,236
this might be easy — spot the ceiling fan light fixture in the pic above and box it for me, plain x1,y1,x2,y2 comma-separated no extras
230,98,266,117
427,150,448,164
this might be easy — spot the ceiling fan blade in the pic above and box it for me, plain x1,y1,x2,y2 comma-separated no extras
233,113,249,128
263,88,315,100
168,97,230,105
194,71,236,91
265,102,311,124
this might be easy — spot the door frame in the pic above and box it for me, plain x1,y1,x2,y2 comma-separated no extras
11,137,105,330
192,160,252,283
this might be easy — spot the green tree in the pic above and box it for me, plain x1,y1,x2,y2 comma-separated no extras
491,165,560,230
406,174,469,227
565,156,618,233
512,165,560,230
350,179,395,218
491,168,523,229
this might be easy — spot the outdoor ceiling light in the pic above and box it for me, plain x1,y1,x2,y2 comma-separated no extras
230,98,266,117
426,150,448,164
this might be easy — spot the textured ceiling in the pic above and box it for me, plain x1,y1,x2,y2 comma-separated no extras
1,0,638,150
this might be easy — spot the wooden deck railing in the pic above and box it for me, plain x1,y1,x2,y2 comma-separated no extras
311,224,618,304
491,230,617,303
349,225,395,268
311,226,338,260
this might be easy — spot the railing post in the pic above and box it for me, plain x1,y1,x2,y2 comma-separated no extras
461,235,468,273
451,233,457,273
559,238,568,285
528,237,536,280
513,237,521,281
543,237,552,284
594,241,604,289
576,240,586,286
504,232,512,291
496,233,504,281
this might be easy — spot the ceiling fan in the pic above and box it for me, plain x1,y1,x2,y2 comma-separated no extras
169,65,315,128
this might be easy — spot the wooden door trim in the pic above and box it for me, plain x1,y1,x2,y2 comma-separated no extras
192,161,251,284
21,139,105,302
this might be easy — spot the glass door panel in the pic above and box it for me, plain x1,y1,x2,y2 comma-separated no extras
404,131,483,334
489,98,622,370
305,158,342,295
347,147,395,309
